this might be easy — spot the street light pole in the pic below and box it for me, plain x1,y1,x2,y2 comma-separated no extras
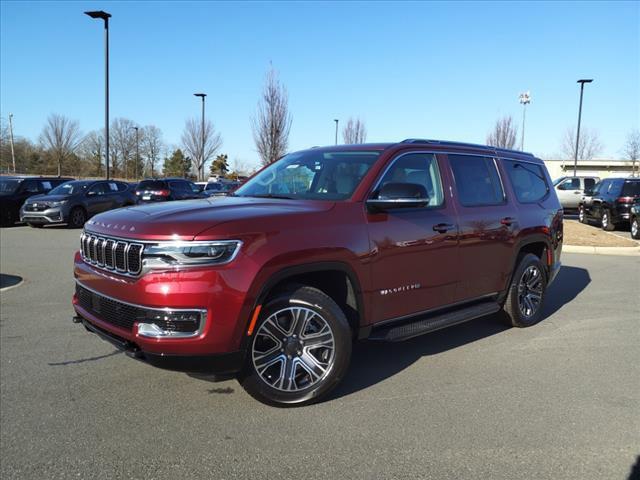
573,79,593,176
133,126,139,180
194,93,207,180
334,119,339,145
8,113,16,173
85,10,111,180
519,91,531,151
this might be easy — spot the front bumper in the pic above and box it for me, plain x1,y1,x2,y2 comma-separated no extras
20,206,67,224
75,314,244,374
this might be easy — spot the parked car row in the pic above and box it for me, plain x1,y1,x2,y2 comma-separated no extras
0,175,217,228
195,180,242,197
569,176,640,239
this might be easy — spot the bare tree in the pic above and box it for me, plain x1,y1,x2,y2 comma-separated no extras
109,118,138,178
342,117,367,144
181,118,223,180
252,66,292,166
80,130,104,176
622,129,640,177
486,116,518,149
39,114,82,176
560,126,603,161
141,125,164,177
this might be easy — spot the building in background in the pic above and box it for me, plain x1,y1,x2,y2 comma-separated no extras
543,159,637,181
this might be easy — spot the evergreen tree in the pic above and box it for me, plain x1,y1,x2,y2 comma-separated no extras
162,149,191,177
210,154,229,176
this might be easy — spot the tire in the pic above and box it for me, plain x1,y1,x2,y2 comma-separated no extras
502,253,547,328
239,284,352,407
601,209,615,231
631,217,640,240
27,223,43,228
67,207,86,229
578,206,587,224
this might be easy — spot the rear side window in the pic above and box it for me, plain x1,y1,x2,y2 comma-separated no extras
377,153,444,207
503,160,549,203
621,181,640,197
449,155,504,206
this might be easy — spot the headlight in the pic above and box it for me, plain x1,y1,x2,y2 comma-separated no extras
143,240,242,266
49,200,68,207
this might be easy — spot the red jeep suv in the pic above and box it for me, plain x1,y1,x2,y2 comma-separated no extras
72,139,562,406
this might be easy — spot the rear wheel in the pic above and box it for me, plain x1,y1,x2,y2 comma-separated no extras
601,209,615,231
68,207,86,229
502,253,547,328
240,285,352,407
631,217,640,240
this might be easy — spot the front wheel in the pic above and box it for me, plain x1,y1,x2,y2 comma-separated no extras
631,217,640,240
502,253,547,328
67,207,86,229
240,285,352,407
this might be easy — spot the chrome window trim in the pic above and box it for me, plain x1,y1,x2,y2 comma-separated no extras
75,280,207,339
368,150,446,209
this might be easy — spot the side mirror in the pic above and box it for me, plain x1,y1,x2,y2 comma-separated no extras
87,190,97,197
367,182,429,211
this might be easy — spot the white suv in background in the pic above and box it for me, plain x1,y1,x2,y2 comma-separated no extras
553,176,599,211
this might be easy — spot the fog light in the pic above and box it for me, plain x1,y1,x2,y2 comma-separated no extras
136,310,206,338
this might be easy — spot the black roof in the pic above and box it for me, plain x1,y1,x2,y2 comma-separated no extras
400,139,535,158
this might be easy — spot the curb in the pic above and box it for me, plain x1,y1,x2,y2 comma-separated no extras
563,245,640,256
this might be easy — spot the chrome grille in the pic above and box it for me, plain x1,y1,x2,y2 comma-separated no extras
80,232,143,276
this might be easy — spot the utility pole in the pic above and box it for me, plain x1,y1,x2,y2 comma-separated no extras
133,126,139,179
519,91,531,151
573,79,593,176
194,93,207,180
85,10,112,180
334,119,339,145
8,113,16,173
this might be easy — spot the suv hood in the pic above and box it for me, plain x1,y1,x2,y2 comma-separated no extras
85,196,335,240
26,194,70,203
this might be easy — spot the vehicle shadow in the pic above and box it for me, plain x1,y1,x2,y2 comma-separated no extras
327,265,591,401
0,273,23,290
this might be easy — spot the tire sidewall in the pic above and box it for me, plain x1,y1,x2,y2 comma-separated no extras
240,287,352,407
68,207,86,228
632,218,640,239
506,254,547,327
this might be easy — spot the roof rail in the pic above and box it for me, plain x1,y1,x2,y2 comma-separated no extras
400,138,534,157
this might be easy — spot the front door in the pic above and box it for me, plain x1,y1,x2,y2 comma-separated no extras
366,152,460,323
556,177,583,209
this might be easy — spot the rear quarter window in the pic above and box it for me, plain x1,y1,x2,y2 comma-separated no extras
503,160,549,203
621,181,640,197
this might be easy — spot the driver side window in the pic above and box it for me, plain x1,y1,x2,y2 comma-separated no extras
377,153,444,207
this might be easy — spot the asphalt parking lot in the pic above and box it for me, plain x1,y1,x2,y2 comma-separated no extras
1,226,639,480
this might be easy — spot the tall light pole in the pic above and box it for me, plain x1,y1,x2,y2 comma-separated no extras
85,10,111,180
519,91,531,151
334,119,339,145
194,93,207,180
133,126,139,179
573,79,593,176
8,113,16,173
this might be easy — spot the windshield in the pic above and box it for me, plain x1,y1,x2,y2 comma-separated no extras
235,150,380,200
552,177,566,186
137,180,167,190
48,181,90,196
0,178,21,195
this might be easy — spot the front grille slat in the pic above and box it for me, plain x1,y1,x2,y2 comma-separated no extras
79,233,144,276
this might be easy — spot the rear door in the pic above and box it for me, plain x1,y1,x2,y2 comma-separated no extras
447,153,518,301
367,152,460,323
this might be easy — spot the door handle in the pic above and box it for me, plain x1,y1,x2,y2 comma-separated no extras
500,217,515,226
433,223,455,233
573,191,583,194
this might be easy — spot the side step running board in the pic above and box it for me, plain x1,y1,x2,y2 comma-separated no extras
368,301,501,342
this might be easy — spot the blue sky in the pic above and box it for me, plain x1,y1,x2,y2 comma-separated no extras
1,0,638,168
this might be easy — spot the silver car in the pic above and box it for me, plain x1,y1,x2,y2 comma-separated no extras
553,176,599,210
